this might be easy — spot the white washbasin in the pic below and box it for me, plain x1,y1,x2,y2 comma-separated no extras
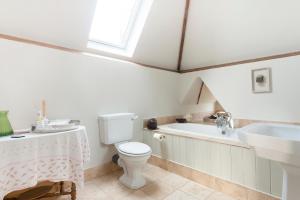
238,123,300,200
238,123,300,166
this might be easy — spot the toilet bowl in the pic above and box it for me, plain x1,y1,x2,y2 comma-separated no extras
98,113,152,189
115,142,151,189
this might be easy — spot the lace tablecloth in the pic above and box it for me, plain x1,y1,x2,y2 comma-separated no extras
0,126,90,199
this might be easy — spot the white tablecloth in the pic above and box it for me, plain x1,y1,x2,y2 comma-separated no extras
0,126,90,199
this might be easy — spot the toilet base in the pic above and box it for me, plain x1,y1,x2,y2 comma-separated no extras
117,153,150,189
119,173,146,189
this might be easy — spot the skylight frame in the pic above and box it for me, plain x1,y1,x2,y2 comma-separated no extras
88,0,144,50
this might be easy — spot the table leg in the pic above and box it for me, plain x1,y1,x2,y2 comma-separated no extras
60,181,64,194
71,183,76,200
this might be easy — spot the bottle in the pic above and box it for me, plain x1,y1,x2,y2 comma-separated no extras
0,111,13,136
36,110,43,125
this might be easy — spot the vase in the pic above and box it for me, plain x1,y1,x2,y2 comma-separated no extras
0,111,13,136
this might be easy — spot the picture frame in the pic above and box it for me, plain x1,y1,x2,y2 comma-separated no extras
251,68,272,93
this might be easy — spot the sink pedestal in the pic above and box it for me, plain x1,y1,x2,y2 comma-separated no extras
281,164,300,200
238,123,300,200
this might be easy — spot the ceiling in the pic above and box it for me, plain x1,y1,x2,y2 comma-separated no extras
1,0,300,71
182,0,300,70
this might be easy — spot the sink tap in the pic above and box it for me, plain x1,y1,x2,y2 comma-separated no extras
215,112,234,135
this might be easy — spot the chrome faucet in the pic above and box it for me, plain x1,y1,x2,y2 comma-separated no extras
215,112,234,135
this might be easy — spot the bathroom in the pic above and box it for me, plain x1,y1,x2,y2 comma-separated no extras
0,0,300,199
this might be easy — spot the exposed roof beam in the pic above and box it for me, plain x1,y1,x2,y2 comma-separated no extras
0,33,178,73
177,0,191,72
180,51,300,73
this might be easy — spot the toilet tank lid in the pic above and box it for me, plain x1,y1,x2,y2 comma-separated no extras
98,113,135,120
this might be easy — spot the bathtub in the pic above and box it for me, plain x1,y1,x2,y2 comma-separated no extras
143,123,280,197
157,123,246,147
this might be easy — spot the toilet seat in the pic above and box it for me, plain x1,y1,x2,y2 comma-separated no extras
117,142,151,156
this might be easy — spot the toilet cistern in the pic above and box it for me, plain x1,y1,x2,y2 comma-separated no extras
98,113,152,189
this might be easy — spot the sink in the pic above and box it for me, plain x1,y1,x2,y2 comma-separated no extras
238,123,300,200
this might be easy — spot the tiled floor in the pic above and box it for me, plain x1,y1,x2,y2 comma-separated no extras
46,164,237,200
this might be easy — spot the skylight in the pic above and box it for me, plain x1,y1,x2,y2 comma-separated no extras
88,0,153,57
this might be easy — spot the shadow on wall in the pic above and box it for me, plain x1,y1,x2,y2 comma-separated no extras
180,77,224,115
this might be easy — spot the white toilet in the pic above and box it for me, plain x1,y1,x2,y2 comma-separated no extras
98,113,152,189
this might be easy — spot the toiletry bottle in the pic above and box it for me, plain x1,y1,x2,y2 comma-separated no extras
36,110,43,126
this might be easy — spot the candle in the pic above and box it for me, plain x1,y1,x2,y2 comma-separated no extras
42,100,46,118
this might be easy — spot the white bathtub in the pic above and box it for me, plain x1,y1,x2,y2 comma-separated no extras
143,123,279,197
157,123,247,147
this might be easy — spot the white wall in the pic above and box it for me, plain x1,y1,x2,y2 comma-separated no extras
180,56,300,123
0,39,181,168
182,0,300,69
0,0,185,70
2,35,300,170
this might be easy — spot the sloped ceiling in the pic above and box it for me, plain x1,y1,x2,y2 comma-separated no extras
181,0,300,70
1,0,300,71
0,0,185,71
0,0,97,49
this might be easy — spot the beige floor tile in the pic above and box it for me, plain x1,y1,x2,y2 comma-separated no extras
101,181,134,199
163,190,199,200
76,181,110,200
161,173,189,189
213,179,247,200
90,174,120,192
77,188,109,200
207,192,237,200
38,163,247,200
143,174,157,185
143,164,172,181
123,190,155,200
87,173,118,187
180,181,214,200
247,189,269,200
144,163,158,171
85,172,134,199
141,181,174,200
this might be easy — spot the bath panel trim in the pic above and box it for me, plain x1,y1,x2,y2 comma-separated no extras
143,129,284,198
148,155,280,200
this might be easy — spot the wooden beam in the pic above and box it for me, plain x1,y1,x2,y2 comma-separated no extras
197,82,204,104
180,51,300,73
2,33,300,74
0,33,179,73
177,0,191,72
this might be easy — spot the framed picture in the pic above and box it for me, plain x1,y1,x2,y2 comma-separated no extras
251,68,272,93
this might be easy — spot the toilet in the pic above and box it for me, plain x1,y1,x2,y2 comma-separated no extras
98,113,152,189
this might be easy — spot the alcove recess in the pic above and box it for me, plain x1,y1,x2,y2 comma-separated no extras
180,77,224,122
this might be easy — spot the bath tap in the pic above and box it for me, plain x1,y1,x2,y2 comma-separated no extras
215,112,234,135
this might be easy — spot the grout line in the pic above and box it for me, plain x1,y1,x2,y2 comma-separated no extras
204,191,216,200
179,183,215,200
180,189,204,200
